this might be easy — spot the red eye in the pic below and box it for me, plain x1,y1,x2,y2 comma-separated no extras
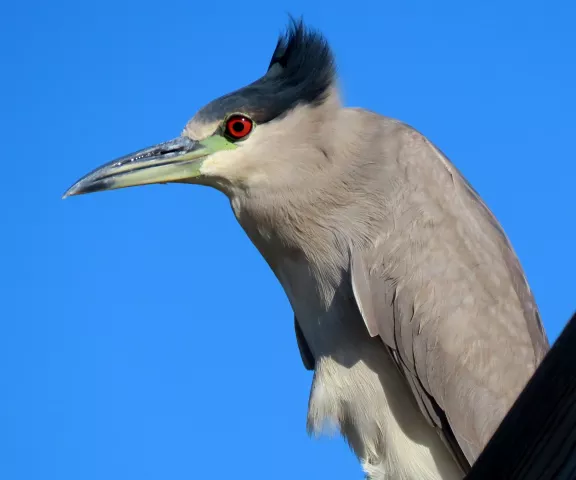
225,115,253,139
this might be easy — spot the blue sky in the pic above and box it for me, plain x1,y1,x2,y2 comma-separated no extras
1,1,575,479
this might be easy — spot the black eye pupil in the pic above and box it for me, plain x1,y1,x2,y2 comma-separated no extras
232,121,244,132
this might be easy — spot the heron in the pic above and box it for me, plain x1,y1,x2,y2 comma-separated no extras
64,21,549,479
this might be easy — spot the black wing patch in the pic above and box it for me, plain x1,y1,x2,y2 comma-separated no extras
294,316,315,370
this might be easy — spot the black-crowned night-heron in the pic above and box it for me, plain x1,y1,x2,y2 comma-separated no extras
64,21,549,479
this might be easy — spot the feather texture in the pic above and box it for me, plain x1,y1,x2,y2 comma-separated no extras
182,22,550,478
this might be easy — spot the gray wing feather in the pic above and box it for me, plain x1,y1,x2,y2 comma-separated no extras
454,167,549,358
351,248,473,472
349,127,549,467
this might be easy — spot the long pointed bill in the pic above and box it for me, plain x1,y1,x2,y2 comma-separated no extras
63,136,233,198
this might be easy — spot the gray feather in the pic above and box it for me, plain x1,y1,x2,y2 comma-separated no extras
348,120,549,464
227,102,550,474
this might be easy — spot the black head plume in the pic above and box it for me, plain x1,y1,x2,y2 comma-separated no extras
196,19,336,125
264,18,335,108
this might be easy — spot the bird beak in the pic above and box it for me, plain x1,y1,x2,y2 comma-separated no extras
63,135,234,198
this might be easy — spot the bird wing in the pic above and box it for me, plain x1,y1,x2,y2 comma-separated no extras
350,248,473,473
349,130,549,469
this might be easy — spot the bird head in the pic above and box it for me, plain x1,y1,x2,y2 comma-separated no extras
63,20,339,199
